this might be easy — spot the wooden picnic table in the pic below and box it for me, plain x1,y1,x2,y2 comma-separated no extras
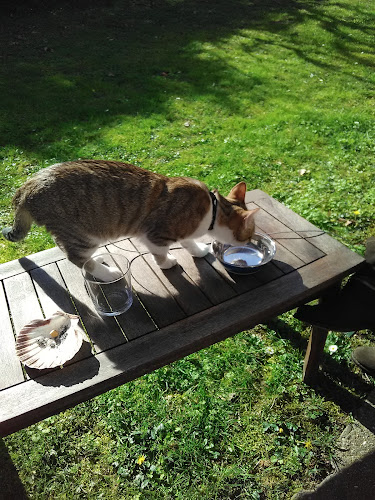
0,190,364,436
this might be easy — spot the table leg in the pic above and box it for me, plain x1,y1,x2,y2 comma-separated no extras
302,281,342,385
303,326,328,385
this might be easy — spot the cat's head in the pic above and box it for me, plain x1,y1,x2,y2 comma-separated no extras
214,182,260,245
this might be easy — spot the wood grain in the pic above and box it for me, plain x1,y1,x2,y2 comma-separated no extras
246,190,344,256
247,202,325,264
31,263,78,317
0,247,65,280
169,247,237,305
30,262,95,366
107,239,186,328
0,284,24,389
3,272,44,337
203,251,264,294
134,247,212,316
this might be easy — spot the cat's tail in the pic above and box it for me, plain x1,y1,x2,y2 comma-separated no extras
2,190,33,242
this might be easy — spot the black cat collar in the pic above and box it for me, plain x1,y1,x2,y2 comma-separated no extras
208,191,217,231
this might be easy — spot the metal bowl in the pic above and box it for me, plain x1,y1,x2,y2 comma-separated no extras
211,232,276,275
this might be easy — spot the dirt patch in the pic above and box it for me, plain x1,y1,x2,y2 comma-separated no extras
292,389,375,500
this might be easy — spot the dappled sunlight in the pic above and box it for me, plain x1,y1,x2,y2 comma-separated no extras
1,0,373,158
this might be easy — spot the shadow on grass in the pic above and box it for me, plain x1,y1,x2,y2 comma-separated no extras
0,438,29,499
267,317,375,434
1,0,373,157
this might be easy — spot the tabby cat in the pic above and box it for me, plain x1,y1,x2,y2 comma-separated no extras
3,160,259,279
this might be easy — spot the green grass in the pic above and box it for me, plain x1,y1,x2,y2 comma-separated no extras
1,0,375,498
3,324,350,499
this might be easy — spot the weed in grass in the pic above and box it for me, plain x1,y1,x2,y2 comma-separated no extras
325,331,354,363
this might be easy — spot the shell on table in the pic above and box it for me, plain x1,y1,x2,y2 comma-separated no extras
15,311,88,369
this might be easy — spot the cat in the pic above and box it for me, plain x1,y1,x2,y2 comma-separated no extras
2,160,259,279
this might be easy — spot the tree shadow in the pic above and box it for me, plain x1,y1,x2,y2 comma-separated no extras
1,0,373,158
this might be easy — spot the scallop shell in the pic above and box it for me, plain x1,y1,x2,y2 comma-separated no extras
15,311,87,369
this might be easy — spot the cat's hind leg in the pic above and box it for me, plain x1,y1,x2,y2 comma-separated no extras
180,239,210,258
54,235,97,268
56,238,122,281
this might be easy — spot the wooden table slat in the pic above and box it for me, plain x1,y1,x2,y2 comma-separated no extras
4,267,93,381
247,201,302,240
0,284,25,389
3,272,51,382
247,190,344,255
250,261,285,283
100,245,159,341
111,294,158,342
206,248,288,294
169,246,238,305
272,244,305,274
247,202,325,264
130,243,212,316
143,253,212,315
107,239,186,328
243,200,307,272
31,263,80,318
30,263,95,366
4,272,44,337
0,247,65,281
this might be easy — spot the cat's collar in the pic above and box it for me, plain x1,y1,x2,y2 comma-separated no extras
208,191,217,231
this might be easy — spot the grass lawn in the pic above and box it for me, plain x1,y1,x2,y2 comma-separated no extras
1,0,374,498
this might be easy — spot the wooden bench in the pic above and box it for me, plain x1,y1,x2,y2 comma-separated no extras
0,190,364,437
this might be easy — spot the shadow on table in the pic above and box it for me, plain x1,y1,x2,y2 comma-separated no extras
23,354,100,388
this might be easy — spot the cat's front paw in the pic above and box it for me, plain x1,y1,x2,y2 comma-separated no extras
92,262,123,282
186,242,210,258
153,253,177,269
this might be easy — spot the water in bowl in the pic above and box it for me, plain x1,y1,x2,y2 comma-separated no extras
223,245,264,267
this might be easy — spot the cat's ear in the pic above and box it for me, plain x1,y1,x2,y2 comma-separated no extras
228,182,247,203
244,207,260,227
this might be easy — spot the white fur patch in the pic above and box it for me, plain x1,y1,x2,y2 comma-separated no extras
210,223,240,245
181,240,210,257
91,261,123,282
152,253,177,269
